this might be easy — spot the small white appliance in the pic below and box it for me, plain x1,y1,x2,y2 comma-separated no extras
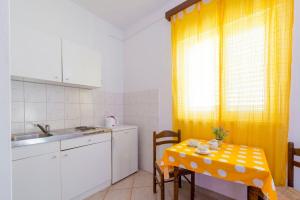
112,125,138,183
105,116,117,128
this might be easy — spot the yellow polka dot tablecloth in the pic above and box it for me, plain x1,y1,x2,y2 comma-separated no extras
162,139,277,200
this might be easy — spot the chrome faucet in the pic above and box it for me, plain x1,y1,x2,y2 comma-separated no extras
35,124,51,135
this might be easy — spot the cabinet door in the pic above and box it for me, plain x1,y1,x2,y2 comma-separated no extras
11,26,62,82
128,129,138,174
62,40,102,87
12,152,60,200
112,129,138,183
61,141,111,200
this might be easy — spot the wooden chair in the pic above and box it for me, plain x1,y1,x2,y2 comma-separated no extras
153,130,195,200
248,142,300,200
276,142,300,200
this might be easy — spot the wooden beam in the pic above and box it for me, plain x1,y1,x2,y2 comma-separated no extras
165,0,201,21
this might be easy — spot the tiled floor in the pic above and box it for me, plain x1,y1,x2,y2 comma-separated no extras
85,171,233,200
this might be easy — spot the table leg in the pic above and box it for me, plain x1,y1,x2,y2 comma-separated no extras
173,166,179,200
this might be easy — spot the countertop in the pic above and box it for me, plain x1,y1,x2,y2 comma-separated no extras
111,125,138,131
11,127,112,148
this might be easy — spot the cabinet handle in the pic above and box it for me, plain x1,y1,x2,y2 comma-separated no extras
88,139,92,142
54,76,58,79
63,154,68,157
65,78,69,81
51,155,57,159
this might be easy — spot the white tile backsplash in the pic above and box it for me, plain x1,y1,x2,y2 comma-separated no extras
11,102,24,122
11,80,123,134
80,89,93,103
65,119,81,128
47,120,65,130
24,82,46,103
11,122,24,134
92,89,104,104
80,103,94,119
46,85,65,103
80,118,94,126
25,102,47,122
47,103,65,121
65,103,80,120
64,87,80,103
11,81,24,102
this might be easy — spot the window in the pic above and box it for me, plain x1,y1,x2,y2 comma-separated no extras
182,22,266,112
183,33,219,112
224,25,266,111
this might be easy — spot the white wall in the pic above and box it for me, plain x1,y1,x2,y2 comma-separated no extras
288,0,300,190
124,1,299,199
11,0,124,93
123,1,177,174
0,0,12,199
124,18,172,131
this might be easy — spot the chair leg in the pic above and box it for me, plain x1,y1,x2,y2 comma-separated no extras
160,174,165,200
174,167,179,200
179,176,182,188
191,172,195,200
153,169,157,193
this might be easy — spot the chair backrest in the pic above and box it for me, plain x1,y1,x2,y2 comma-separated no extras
288,142,300,187
153,130,181,165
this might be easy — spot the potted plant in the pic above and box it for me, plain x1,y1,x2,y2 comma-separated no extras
212,127,228,147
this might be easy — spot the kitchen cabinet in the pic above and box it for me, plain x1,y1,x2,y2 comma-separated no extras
11,26,102,88
62,39,102,87
112,126,138,183
11,26,62,82
12,146,61,200
61,137,111,200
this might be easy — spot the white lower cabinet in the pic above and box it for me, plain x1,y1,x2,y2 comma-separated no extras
112,127,138,183
61,140,111,200
12,134,112,200
12,152,61,200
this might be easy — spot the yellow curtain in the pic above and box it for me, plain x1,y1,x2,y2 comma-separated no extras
171,0,293,185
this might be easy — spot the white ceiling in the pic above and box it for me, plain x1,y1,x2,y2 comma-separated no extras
72,0,172,29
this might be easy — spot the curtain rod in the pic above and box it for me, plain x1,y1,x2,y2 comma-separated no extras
165,0,201,21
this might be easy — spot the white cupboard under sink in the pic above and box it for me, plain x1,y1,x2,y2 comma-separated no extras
13,153,61,200
12,142,61,200
12,133,112,200
11,26,62,82
62,39,102,87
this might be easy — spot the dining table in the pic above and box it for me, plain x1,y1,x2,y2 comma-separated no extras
162,139,277,200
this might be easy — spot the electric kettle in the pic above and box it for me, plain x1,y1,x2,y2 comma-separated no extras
105,116,117,128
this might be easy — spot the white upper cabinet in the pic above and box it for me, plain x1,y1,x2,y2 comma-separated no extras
62,39,102,87
11,26,102,88
11,26,62,82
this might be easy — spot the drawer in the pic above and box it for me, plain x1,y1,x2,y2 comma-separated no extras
12,141,60,161
61,132,111,150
